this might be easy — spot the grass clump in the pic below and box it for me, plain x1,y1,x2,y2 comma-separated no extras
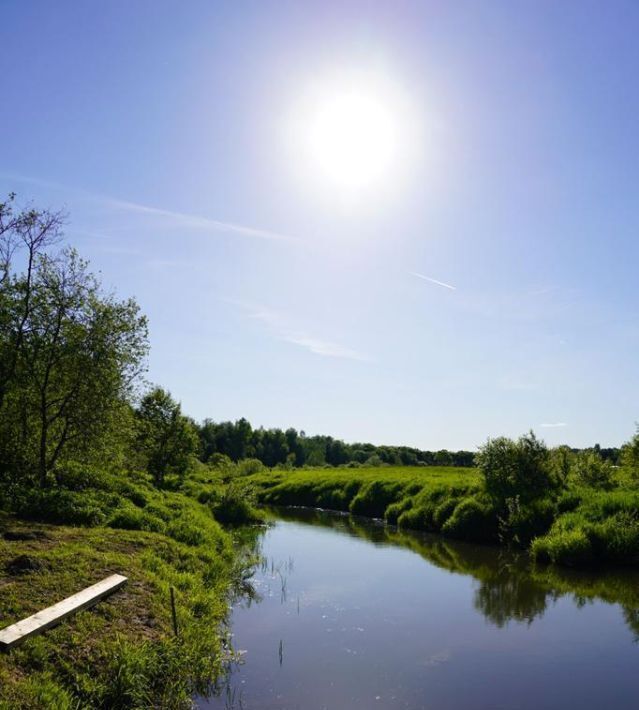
442,496,498,542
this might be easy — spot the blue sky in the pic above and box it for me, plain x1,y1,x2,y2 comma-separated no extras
1,1,638,449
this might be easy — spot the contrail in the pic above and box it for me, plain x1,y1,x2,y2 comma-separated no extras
0,172,298,243
409,271,456,290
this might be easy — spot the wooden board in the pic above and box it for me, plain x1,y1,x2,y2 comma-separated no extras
0,573,127,652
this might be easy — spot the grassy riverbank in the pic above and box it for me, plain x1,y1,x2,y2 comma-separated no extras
245,462,639,568
2,459,638,708
0,467,262,709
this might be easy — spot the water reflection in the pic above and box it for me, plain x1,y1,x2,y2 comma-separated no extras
202,507,639,710
272,506,639,637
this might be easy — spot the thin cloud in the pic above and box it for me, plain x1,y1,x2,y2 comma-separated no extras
541,422,568,428
106,197,298,243
1,172,298,244
409,271,456,290
229,300,369,362
282,335,368,361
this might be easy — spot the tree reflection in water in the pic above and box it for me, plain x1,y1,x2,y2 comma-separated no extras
267,506,639,638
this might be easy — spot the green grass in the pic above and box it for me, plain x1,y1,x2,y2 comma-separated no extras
531,488,639,566
0,466,263,709
249,465,479,517
247,465,639,568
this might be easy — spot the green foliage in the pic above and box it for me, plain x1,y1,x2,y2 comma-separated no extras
0,458,261,708
15,488,109,526
197,417,476,469
136,387,199,486
442,496,498,542
0,208,148,488
498,496,556,545
572,451,615,489
532,489,639,565
209,480,263,526
385,497,413,524
349,480,403,518
107,506,167,534
476,431,557,505
253,466,478,518
620,426,639,482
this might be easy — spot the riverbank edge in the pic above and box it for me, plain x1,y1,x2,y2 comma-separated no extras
247,467,639,569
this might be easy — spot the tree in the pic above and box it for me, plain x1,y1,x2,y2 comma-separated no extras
476,431,556,505
572,450,614,490
550,445,575,487
0,200,148,487
621,426,639,482
136,387,198,486
0,195,63,413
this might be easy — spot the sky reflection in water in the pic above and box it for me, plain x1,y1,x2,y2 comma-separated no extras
201,509,639,710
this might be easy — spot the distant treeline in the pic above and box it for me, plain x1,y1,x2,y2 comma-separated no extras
198,418,474,468
196,419,622,470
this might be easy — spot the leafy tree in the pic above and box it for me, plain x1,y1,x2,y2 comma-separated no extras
136,387,198,486
0,199,148,487
476,431,556,505
0,195,63,413
572,450,614,490
256,427,289,467
621,426,639,482
550,445,575,487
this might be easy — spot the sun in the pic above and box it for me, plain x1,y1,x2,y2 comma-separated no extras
287,71,411,195
307,91,396,189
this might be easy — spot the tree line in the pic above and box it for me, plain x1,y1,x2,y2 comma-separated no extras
196,418,476,468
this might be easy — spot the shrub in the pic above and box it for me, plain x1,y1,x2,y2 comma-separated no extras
620,427,639,482
477,431,557,505
16,489,107,526
53,463,109,491
500,497,556,545
572,452,615,490
236,458,266,476
210,482,262,526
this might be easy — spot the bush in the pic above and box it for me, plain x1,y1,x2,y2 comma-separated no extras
53,463,109,491
501,497,556,545
477,431,557,504
210,482,262,526
16,489,108,527
236,458,266,476
572,452,615,490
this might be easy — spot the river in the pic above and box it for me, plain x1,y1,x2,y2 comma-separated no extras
200,508,639,709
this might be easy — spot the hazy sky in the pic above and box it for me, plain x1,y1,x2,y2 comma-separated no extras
2,1,638,450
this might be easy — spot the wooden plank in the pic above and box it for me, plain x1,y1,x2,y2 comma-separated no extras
0,573,127,652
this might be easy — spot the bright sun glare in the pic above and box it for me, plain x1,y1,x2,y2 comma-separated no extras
307,91,396,189
289,71,413,195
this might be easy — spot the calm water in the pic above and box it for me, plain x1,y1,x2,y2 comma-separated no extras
201,508,639,710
